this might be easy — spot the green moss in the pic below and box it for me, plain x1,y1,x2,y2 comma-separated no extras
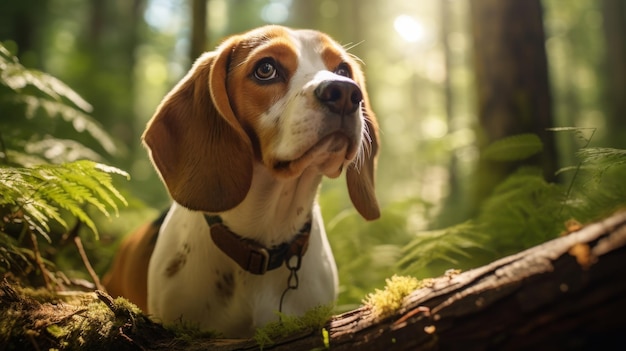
362,275,428,320
0,281,174,350
254,304,333,349
322,327,330,348
163,319,221,342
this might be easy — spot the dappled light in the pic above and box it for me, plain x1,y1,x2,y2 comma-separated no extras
394,15,427,44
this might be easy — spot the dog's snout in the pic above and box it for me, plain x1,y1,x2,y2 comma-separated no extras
315,80,363,115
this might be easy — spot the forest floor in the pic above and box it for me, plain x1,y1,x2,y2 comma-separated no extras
1,211,625,351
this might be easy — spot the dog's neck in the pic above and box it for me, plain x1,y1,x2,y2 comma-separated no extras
217,163,323,247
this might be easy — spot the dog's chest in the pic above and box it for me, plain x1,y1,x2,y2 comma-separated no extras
147,203,335,337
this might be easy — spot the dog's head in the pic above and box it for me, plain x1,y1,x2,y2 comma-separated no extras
143,25,380,220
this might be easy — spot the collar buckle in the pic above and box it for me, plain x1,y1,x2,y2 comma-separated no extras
247,247,270,275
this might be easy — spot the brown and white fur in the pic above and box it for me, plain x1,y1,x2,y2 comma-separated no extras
103,25,379,338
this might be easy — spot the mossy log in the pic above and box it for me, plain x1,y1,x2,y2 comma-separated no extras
2,211,625,350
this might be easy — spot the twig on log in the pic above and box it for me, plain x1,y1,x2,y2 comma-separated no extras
74,235,104,291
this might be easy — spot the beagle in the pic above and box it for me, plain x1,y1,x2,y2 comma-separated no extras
103,25,379,338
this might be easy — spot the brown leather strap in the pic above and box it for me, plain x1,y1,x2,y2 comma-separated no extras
205,215,311,275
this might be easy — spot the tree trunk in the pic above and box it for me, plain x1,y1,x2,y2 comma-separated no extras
469,0,557,212
0,0,49,67
190,0,208,61
601,0,626,149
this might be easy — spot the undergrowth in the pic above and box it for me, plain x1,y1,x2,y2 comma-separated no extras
397,132,626,275
0,42,128,287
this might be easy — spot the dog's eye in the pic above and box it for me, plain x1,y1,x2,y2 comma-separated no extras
334,63,351,78
254,60,278,81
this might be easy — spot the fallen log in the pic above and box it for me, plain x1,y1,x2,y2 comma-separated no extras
324,210,626,350
234,210,626,350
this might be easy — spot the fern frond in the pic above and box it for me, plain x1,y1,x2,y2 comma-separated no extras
25,137,103,165
1,45,91,112
577,147,626,168
0,43,117,158
3,150,47,168
554,165,597,176
397,221,485,274
0,161,128,240
547,127,596,146
11,95,116,155
565,153,626,221
478,167,567,252
482,133,543,162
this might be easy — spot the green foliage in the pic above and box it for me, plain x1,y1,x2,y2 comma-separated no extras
0,161,128,241
321,188,424,310
576,147,626,174
0,42,117,166
482,133,544,162
0,161,129,278
0,42,128,281
399,167,570,276
397,221,486,274
398,132,626,277
564,147,626,221
477,167,566,255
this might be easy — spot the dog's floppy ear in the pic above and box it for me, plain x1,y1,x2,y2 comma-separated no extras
347,73,380,221
143,37,253,212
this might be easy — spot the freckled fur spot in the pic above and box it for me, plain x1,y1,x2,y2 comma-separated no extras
216,272,235,298
165,251,188,277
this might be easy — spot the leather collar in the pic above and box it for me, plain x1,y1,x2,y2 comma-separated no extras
204,215,311,275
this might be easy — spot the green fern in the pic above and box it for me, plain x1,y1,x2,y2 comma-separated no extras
397,221,486,274
477,167,567,254
0,42,117,164
0,161,128,241
482,133,543,162
399,130,626,277
547,127,596,146
576,147,626,172
398,167,569,276
0,45,90,111
564,147,626,220
0,42,131,283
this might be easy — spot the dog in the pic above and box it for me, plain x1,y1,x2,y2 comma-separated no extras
103,25,379,338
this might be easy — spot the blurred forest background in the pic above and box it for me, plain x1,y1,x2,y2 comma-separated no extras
1,0,625,311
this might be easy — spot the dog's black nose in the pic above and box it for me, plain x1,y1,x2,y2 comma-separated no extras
315,80,363,115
